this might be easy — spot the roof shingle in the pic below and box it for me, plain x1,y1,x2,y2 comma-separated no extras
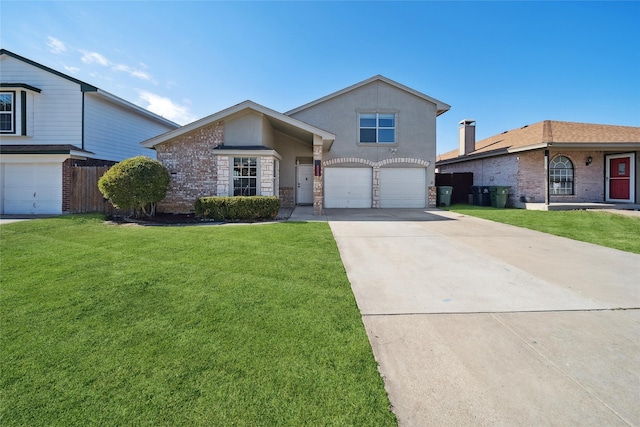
437,120,640,163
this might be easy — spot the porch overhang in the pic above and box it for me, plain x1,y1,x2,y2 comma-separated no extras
141,100,335,150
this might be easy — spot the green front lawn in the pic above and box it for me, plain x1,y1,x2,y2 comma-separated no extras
446,205,640,254
0,216,396,426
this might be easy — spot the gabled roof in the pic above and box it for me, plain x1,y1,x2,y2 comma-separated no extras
285,75,451,116
1,49,98,92
437,120,640,164
0,49,179,128
141,100,336,149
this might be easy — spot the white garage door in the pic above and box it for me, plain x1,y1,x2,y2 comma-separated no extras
379,168,426,208
2,163,63,214
324,168,372,208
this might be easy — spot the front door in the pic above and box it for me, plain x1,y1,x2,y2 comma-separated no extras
296,164,313,205
606,153,635,202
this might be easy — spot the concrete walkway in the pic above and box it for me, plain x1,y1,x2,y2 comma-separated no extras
318,208,640,426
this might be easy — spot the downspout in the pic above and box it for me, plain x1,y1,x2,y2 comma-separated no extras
544,149,550,206
81,92,85,150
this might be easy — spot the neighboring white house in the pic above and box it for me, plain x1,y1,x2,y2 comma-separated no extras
0,49,179,215
141,75,450,215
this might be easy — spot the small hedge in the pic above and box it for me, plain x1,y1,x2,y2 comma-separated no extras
195,196,280,221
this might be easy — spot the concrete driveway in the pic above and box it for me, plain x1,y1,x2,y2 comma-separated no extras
325,208,640,426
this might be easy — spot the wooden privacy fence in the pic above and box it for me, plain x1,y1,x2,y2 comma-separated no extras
435,172,474,205
70,165,121,214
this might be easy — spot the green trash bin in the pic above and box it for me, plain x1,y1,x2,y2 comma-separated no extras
488,186,510,208
437,186,453,207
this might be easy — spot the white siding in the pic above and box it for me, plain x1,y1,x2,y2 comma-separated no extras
0,55,83,146
83,93,169,161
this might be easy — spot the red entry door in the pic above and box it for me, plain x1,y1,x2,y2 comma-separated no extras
609,157,631,200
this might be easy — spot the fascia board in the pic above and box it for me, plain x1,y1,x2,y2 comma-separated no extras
506,143,549,153
213,148,282,160
546,142,640,150
0,83,42,93
141,100,335,148
285,75,451,116
1,49,98,92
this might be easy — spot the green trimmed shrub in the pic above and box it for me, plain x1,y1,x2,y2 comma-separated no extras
98,156,170,218
195,196,280,221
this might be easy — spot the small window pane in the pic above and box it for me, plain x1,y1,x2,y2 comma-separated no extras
360,128,376,143
0,94,12,112
360,114,376,127
378,114,395,127
0,114,11,130
378,129,395,143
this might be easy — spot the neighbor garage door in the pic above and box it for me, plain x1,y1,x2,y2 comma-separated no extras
324,168,372,208
379,167,426,208
2,163,63,214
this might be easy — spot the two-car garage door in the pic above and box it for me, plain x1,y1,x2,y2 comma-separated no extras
1,163,63,214
324,167,426,208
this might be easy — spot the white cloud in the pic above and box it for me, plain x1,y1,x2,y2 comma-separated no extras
64,65,80,74
138,91,196,125
47,36,66,54
80,50,110,67
112,63,153,81
80,52,153,81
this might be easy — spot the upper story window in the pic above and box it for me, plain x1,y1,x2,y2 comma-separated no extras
549,155,574,195
233,157,258,196
0,92,15,133
359,113,396,144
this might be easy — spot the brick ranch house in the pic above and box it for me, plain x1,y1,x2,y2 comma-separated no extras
141,75,450,215
436,120,640,208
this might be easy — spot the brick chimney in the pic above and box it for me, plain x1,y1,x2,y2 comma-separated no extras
458,119,476,156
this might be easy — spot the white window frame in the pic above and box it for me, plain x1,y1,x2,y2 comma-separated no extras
232,157,258,196
549,155,574,195
0,92,15,134
358,112,396,144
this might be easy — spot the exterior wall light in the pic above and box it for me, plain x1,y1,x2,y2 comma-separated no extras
586,156,593,166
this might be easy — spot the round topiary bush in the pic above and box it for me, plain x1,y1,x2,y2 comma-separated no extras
98,156,170,218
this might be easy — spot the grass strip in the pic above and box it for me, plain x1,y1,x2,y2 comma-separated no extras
446,205,640,254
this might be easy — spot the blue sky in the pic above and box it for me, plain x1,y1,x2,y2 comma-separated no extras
2,1,638,154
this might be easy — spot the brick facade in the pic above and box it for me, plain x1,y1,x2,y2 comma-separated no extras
62,159,71,213
279,187,294,207
438,149,610,205
156,121,224,213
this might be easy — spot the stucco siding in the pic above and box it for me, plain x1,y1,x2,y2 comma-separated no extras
0,55,82,146
225,111,275,148
83,93,167,161
289,80,438,165
273,131,312,188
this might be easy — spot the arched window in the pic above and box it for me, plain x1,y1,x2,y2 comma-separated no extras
549,155,574,195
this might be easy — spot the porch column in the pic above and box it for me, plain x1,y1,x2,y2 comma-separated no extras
544,149,550,206
312,135,324,215
372,166,380,208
